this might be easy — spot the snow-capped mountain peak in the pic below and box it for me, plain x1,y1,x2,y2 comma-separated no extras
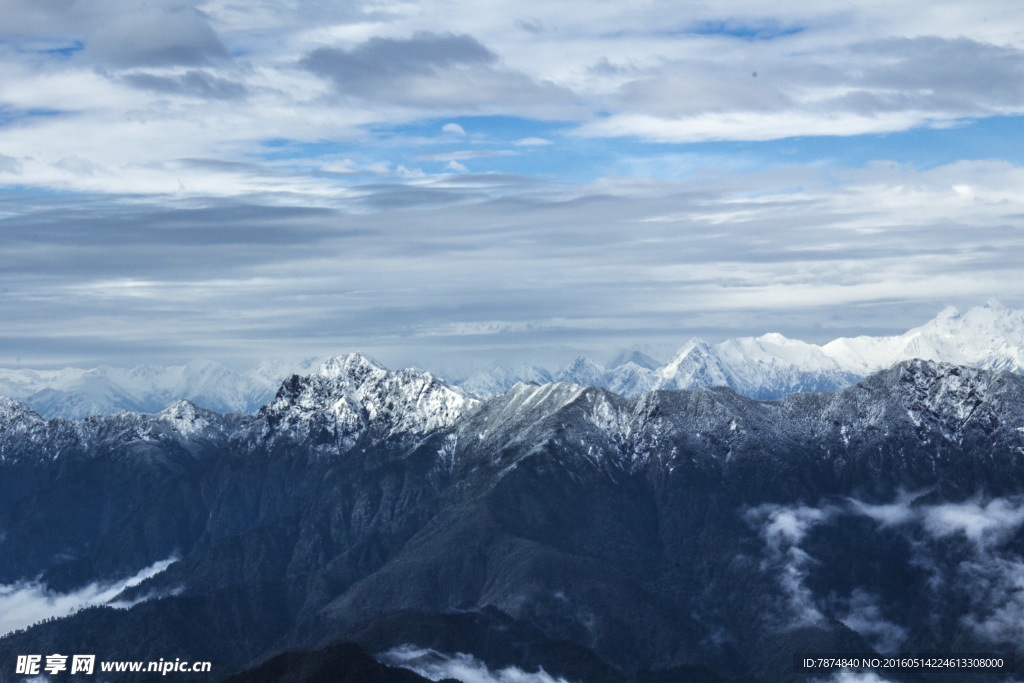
0,397,45,430
157,400,216,437
315,353,387,382
457,364,554,399
823,300,1024,375
657,338,731,389
252,355,479,453
556,356,610,387
3,303,1024,416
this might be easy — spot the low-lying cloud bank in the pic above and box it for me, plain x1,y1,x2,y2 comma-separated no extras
812,672,897,683
379,645,575,683
748,495,1024,649
0,557,177,636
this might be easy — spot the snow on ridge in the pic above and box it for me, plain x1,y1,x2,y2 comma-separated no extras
254,354,480,452
3,303,1024,416
454,303,1024,401
823,300,1024,375
315,352,387,381
157,400,215,437
458,365,554,399
0,358,323,420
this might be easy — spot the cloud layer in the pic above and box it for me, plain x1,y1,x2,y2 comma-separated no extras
0,558,178,636
379,645,574,683
3,157,1022,371
0,1,1023,369
748,495,1024,650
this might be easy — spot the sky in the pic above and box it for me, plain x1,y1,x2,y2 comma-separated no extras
2,0,1024,374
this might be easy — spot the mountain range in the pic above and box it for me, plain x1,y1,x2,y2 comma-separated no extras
0,358,320,420
3,302,1022,419
2,353,1024,681
461,300,1024,399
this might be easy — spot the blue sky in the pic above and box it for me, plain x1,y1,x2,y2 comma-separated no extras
1,0,1024,373
259,114,1024,183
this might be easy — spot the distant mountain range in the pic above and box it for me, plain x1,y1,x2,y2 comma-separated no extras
2,302,1023,418
0,358,322,420
463,301,1024,399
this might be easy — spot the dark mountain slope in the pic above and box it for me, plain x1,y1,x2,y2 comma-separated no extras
1,359,1022,682
222,642,447,683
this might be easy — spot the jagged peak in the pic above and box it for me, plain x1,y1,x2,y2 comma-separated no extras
867,359,993,398
982,298,1007,311
890,358,960,376
315,353,388,380
157,399,216,421
918,301,1024,332
255,353,478,453
556,357,610,388
0,396,45,423
563,356,604,371
674,337,712,355
159,398,200,414
155,399,220,437
279,352,470,404
485,381,597,420
661,338,725,378
608,349,661,370
893,358,988,379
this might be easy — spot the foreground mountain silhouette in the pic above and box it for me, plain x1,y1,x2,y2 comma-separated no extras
221,642,449,683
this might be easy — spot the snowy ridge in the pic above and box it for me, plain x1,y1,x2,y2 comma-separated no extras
4,360,1024,482
457,302,1024,400
458,364,553,399
0,398,242,463
823,301,1024,375
0,358,321,420
3,303,1024,415
4,360,1024,679
248,353,479,454
838,359,1023,444
449,360,1024,487
0,356,479,462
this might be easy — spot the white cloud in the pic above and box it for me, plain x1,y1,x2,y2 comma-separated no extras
747,504,836,627
847,492,921,527
0,558,177,636
922,499,1024,546
750,496,1024,646
2,2,1024,370
838,590,907,653
2,158,1023,371
958,555,1024,645
812,672,897,683
749,504,833,548
848,495,1024,646
850,495,1024,548
379,645,576,683
1,1,1022,197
